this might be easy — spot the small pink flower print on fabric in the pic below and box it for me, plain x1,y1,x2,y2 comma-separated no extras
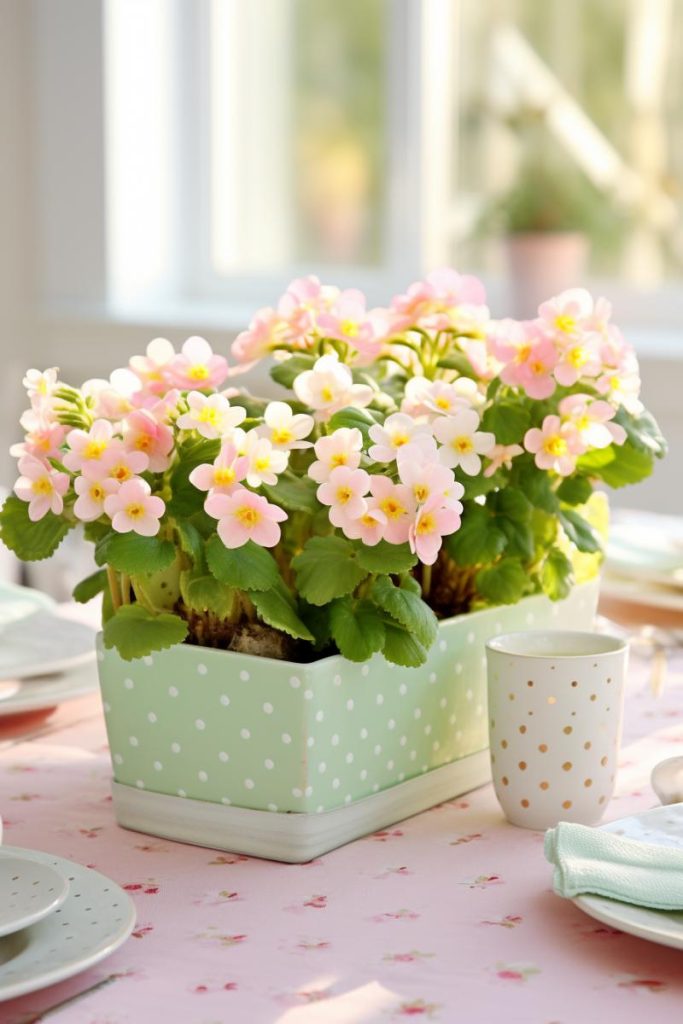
374,866,413,880
132,924,154,940
449,833,483,846
295,940,331,952
384,950,435,964
209,854,250,865
459,875,503,889
481,915,523,929
370,908,420,924
371,829,405,842
395,998,441,1018
303,894,327,909
196,930,247,948
617,977,667,993
494,963,540,982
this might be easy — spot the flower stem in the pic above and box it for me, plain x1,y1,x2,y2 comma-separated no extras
106,565,122,612
120,573,131,605
422,563,432,598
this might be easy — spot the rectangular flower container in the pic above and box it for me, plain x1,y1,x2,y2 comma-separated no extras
98,580,599,861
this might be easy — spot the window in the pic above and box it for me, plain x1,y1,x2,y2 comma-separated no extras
102,0,683,321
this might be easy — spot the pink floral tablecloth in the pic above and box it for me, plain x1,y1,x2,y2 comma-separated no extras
1,649,682,1024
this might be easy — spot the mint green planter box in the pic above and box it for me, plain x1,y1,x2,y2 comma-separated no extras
98,581,598,859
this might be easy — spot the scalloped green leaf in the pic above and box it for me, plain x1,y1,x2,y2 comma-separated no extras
354,540,417,575
72,568,108,604
371,576,437,648
205,536,279,591
249,584,315,642
179,568,236,618
102,604,188,661
0,496,72,562
381,623,428,667
95,532,176,574
329,597,385,661
291,535,368,606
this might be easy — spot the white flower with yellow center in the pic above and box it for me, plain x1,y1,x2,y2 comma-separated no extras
176,391,247,440
243,432,289,487
292,353,373,421
258,401,314,450
368,413,433,463
432,409,495,476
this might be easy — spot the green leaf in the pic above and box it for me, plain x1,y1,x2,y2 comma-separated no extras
382,623,428,667
559,509,602,553
541,547,574,601
371,575,438,648
436,352,477,377
328,406,380,444
95,532,176,574
72,568,108,604
446,504,507,566
399,572,422,595
614,407,667,458
354,540,417,575
498,517,534,561
205,536,279,592
176,521,204,566
291,535,368,606
102,604,188,661
490,490,534,560
513,462,558,513
167,438,221,518
269,354,316,389
594,442,654,489
476,559,529,605
0,496,72,561
576,447,615,471
300,602,332,648
261,476,319,513
329,597,385,661
180,568,236,618
83,520,111,544
556,476,593,506
481,401,531,445
249,584,315,642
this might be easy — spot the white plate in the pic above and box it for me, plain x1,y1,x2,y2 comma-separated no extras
0,660,99,719
600,572,683,616
0,847,136,1002
573,803,683,950
607,511,683,587
0,854,69,938
0,601,96,682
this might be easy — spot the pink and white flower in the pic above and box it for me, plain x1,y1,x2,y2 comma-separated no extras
596,353,643,414
308,427,363,483
553,335,602,387
408,496,462,565
123,409,174,471
402,377,476,419
63,420,117,474
13,455,69,522
524,415,585,476
316,465,370,528
368,413,432,463
483,443,524,478
103,445,150,486
129,338,176,395
340,500,387,546
73,472,118,521
433,409,495,475
390,267,488,334
82,370,140,420
258,401,314,450
316,289,382,360
293,353,373,421
189,441,249,494
10,410,66,461
103,477,165,536
537,288,594,339
204,488,287,548
558,394,626,448
368,476,416,544
397,456,463,510
22,367,60,407
176,391,246,440
168,336,229,391
243,433,289,487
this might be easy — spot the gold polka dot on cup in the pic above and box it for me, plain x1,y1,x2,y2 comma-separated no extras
539,781,549,791
547,696,557,705
562,800,572,809
502,775,509,786
521,799,530,808
571,680,578,688
518,761,527,771
519,725,527,734
508,693,515,701
562,761,572,772
501,739,508,750
584,778,593,788
600,755,608,766
563,726,572,735
538,743,548,753
527,680,534,688
584,741,592,751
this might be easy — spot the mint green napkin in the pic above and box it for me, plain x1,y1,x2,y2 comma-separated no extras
545,821,683,910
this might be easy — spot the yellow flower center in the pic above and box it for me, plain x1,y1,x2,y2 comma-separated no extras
361,513,378,527
610,375,621,391
187,364,210,381
272,427,293,445
37,379,49,395
452,436,473,454
391,432,409,448
236,505,260,527
413,483,429,503
576,415,590,431
36,435,51,451
380,497,406,519
31,476,53,495
340,319,359,338
568,346,588,368
321,386,335,403
214,467,235,486
435,397,451,411
555,315,576,333
198,406,220,426
254,456,271,472
530,360,547,376
125,502,145,520
515,343,532,364
135,434,152,451
111,463,133,482
84,440,107,460
331,452,348,467
89,483,105,501
336,485,353,505
543,436,567,457
416,512,436,535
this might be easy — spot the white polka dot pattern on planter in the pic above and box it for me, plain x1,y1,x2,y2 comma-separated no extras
486,627,627,830
97,583,599,814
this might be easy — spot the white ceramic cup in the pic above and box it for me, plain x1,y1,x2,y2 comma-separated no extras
486,630,628,830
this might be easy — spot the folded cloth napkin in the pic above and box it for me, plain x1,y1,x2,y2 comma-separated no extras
545,821,683,910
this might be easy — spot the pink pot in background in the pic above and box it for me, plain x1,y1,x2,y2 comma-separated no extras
505,232,589,319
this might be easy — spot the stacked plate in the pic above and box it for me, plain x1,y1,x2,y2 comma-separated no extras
0,846,135,1001
0,581,98,718
602,509,683,622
